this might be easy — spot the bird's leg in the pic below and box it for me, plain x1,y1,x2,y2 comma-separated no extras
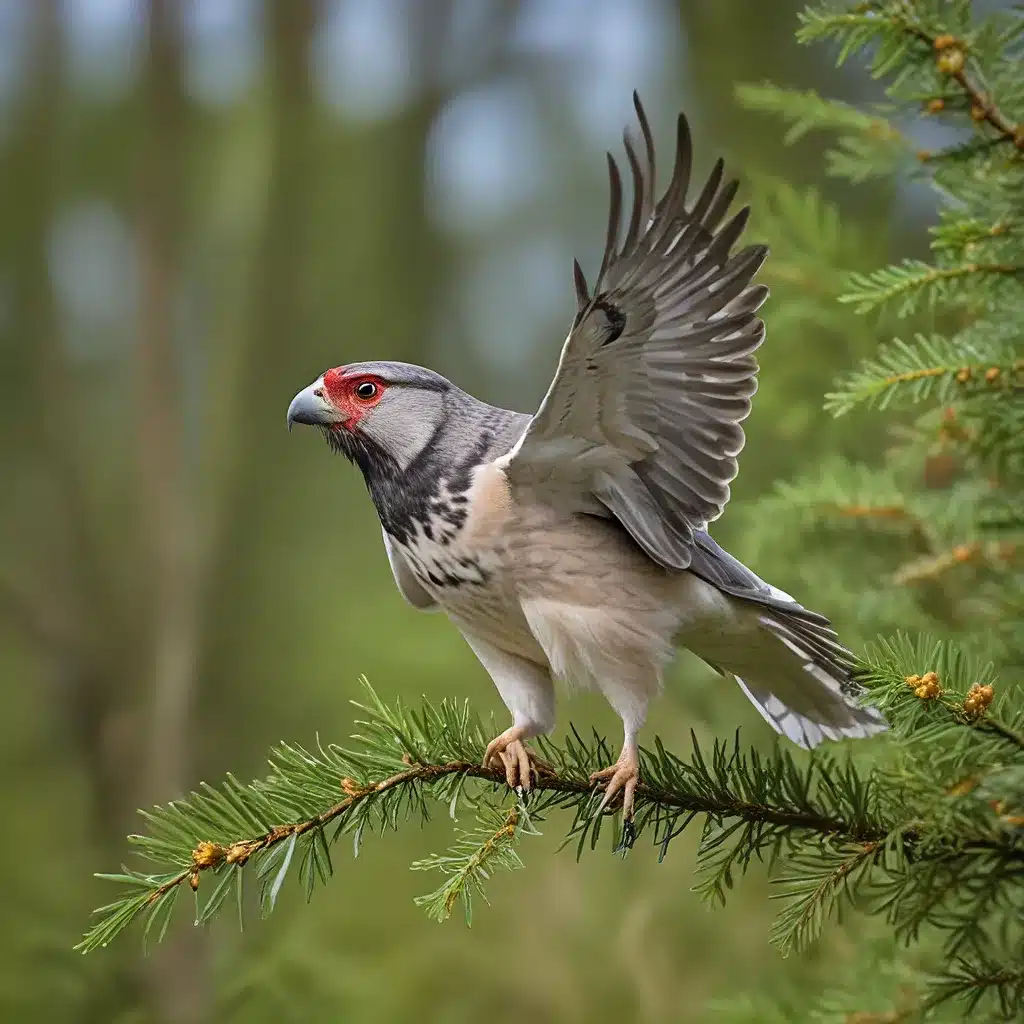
482,725,541,791
459,631,556,794
590,737,641,822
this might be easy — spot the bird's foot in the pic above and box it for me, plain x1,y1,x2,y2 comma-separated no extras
590,746,641,823
483,726,543,792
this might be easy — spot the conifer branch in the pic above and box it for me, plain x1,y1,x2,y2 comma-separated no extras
895,21,1023,151
840,260,1024,316
735,3,1024,1017
799,4,1024,153
826,332,1024,414
78,679,1024,959
412,803,529,923
891,539,1014,587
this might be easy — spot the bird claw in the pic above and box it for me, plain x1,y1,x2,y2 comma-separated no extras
616,818,638,853
590,751,641,824
483,728,538,792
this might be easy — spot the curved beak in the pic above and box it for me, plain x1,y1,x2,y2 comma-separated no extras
287,378,335,430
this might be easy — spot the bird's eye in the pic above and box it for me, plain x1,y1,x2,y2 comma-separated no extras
354,381,378,400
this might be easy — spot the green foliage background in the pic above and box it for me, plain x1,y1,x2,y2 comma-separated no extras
0,1,1020,1022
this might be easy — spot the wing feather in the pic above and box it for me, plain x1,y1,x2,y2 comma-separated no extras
505,94,767,568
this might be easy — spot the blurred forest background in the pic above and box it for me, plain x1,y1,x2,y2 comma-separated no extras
0,1,972,1021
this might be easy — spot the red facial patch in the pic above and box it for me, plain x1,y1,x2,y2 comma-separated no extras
321,367,387,429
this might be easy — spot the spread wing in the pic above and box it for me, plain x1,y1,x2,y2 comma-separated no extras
503,93,768,570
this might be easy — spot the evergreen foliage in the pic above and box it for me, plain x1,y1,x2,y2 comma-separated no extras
80,2,1022,1019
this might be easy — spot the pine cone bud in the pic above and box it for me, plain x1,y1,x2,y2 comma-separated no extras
937,48,965,75
964,682,995,718
926,97,945,114
933,34,957,50
191,841,225,870
985,366,1001,382
956,367,972,382
952,543,978,563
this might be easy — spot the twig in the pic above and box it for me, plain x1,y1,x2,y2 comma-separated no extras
146,756,1023,908
896,14,1023,150
975,717,1024,751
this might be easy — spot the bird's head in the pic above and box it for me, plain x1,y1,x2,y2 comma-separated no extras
287,360,453,478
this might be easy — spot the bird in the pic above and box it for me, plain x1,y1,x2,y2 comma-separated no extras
287,93,887,826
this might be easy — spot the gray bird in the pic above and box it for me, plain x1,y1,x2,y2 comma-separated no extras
288,95,886,822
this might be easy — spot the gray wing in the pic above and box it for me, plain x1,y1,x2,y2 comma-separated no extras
503,93,768,570
690,531,860,680
382,530,438,610
687,531,821,619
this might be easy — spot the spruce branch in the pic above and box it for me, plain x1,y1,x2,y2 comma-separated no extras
839,260,1024,316
922,958,1024,1019
735,82,906,182
732,3,1024,1018
825,332,1024,414
891,539,1018,588
798,2,1024,153
858,633,1024,753
411,803,530,924
897,20,1022,152
78,678,1024,962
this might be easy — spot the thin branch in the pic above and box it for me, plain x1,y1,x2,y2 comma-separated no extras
133,755,1024,911
975,717,1024,751
867,8,1024,150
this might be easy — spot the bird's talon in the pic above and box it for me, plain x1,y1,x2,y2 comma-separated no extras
483,727,539,793
619,818,637,851
590,750,641,822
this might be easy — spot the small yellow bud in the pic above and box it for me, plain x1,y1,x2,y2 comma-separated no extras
926,97,945,114
933,34,957,50
937,48,962,74
985,366,1001,382
970,103,987,122
963,682,996,718
191,841,225,870
911,670,942,701
956,367,972,383
947,775,978,797
937,48,965,75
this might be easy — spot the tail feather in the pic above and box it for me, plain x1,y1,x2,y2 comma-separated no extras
732,611,887,750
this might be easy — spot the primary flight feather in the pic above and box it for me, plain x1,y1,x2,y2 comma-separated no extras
288,93,886,824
